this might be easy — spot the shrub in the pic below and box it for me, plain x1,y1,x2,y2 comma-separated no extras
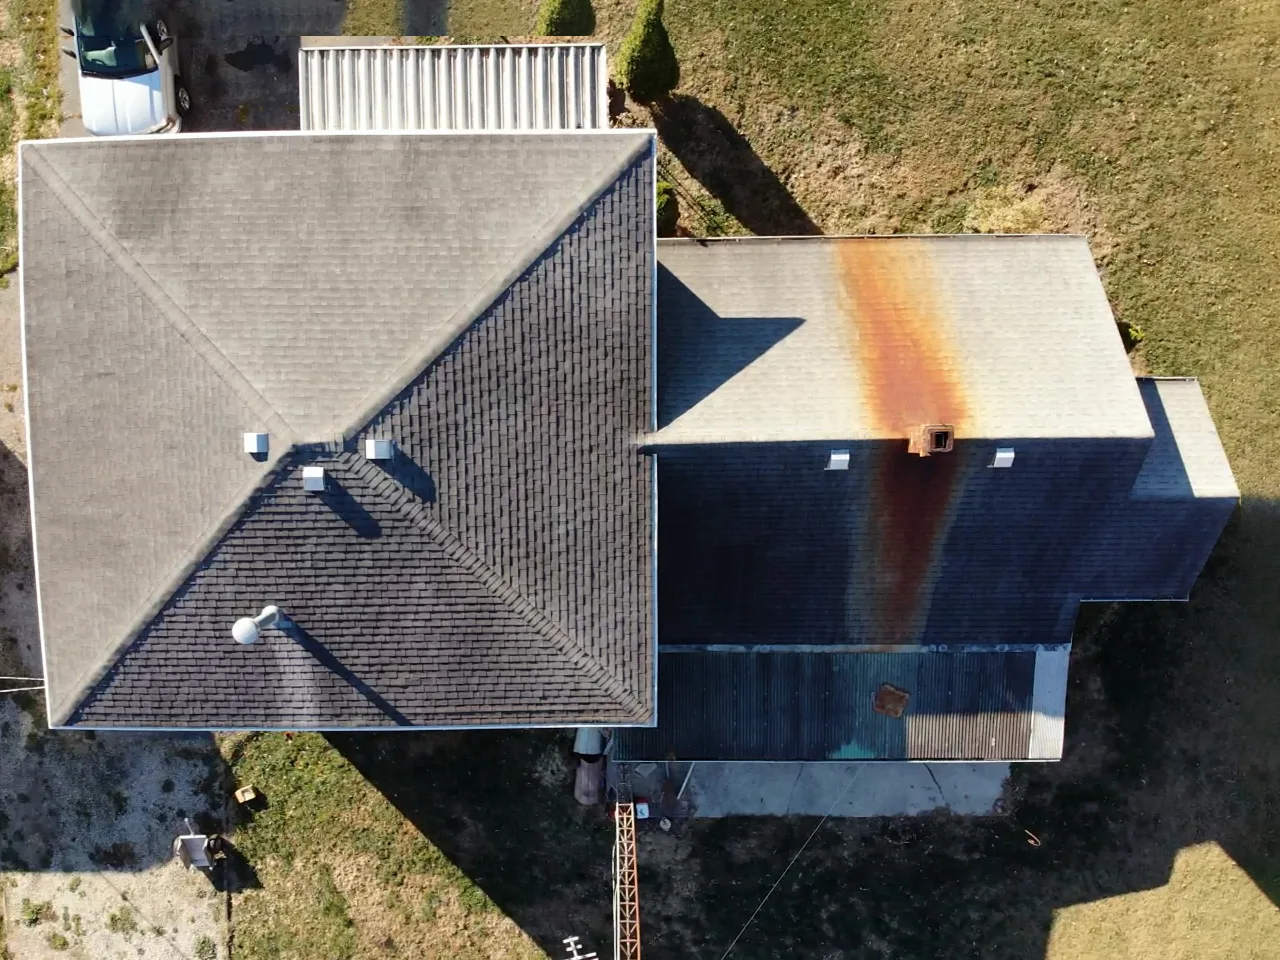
656,180,679,236
534,0,595,36
616,0,679,103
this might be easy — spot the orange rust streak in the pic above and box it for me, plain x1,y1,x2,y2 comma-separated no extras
835,241,970,642
835,240,969,435
875,451,961,642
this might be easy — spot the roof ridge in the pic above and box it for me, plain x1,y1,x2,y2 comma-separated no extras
336,133,653,442
345,455,647,718
21,147,298,441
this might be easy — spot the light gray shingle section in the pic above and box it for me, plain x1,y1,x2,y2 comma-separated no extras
30,132,648,438
654,235,1153,444
21,160,278,723
1131,378,1239,499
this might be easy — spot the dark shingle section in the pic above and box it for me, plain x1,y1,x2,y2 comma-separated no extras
657,439,1151,649
614,650,1038,761
358,153,653,706
72,153,654,728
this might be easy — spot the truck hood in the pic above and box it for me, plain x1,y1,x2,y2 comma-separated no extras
80,70,166,136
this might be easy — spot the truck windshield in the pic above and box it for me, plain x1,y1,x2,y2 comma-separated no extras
74,7,156,79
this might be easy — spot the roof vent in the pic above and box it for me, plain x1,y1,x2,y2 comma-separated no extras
990,447,1016,469
364,438,394,461
231,605,291,645
302,466,326,492
826,449,850,471
243,432,268,455
908,424,954,457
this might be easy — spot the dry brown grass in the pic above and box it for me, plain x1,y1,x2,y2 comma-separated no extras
1046,843,1280,960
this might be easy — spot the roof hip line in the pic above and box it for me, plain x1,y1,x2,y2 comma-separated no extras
337,135,653,442
21,147,297,442
345,456,647,718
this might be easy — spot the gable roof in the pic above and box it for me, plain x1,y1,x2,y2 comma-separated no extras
653,235,1154,445
20,130,656,728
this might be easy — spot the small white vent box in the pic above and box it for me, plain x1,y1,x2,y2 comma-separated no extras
365,438,394,461
826,449,851,471
302,466,326,491
990,448,1016,469
243,432,268,455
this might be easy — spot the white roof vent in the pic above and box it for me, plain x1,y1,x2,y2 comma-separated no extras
243,432,268,455
231,605,291,645
364,438,394,461
826,449,851,471
302,466,326,491
990,447,1016,469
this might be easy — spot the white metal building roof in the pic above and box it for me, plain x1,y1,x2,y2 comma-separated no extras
298,42,609,132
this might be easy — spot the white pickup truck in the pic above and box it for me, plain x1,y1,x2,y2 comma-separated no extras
61,4,190,136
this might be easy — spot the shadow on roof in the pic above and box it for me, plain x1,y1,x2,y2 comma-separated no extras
656,264,803,429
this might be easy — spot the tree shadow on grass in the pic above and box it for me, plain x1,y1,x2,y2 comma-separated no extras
327,730,615,958
652,94,820,237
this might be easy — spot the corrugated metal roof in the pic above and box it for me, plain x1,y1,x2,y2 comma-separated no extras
299,43,609,132
613,649,1068,761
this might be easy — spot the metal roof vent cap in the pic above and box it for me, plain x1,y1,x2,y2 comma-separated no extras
365,438,394,461
243,432,268,455
232,605,291,645
302,466,326,492
990,447,1016,469
826,449,851,471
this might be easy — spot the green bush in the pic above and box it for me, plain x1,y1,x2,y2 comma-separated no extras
534,0,595,36
656,180,679,236
617,0,679,103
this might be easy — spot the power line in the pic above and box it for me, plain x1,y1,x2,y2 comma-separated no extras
718,765,866,960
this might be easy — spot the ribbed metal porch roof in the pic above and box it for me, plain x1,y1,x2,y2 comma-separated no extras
299,41,609,132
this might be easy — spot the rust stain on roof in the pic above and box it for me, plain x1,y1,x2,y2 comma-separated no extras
872,448,964,642
835,240,971,642
834,239,970,437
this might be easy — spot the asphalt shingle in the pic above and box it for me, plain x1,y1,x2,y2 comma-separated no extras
22,131,655,727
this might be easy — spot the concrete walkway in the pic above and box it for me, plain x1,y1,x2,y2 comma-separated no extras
622,760,1010,817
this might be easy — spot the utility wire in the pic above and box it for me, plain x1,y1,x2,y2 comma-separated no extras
718,765,866,960
2,684,45,694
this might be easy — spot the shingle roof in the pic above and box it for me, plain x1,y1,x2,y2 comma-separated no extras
21,131,656,727
653,235,1154,445
1131,378,1240,500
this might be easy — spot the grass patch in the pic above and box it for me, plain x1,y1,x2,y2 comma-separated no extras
19,898,52,927
224,732,550,960
341,0,403,36
449,0,536,36
194,934,217,960
106,905,137,938
45,931,68,951
0,0,62,276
